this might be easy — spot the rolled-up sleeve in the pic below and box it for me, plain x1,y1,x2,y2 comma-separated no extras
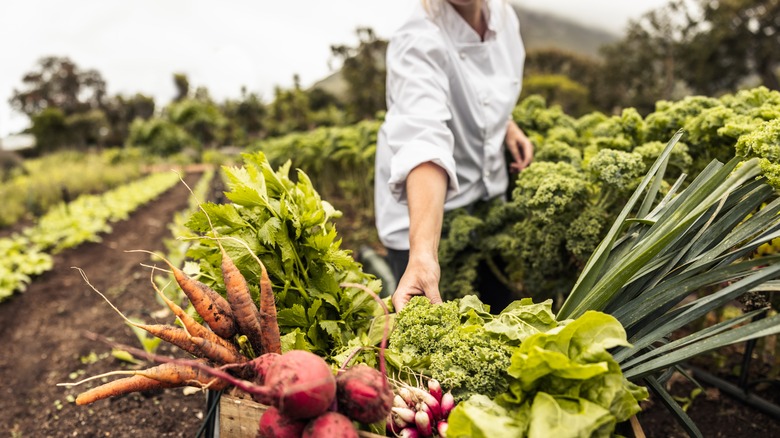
382,31,460,203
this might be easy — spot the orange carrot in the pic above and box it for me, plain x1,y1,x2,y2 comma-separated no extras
258,258,282,355
128,250,237,339
75,375,175,405
148,268,245,360
73,362,229,405
222,236,282,355
188,333,248,364
177,179,275,358
75,267,241,364
221,247,266,357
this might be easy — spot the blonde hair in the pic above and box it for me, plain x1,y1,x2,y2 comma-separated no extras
421,0,443,16
421,0,508,18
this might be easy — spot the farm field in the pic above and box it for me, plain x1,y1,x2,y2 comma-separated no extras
0,165,777,437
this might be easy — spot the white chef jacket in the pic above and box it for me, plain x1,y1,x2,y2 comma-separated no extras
374,0,526,250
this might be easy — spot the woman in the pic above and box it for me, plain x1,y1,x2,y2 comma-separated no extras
375,0,533,311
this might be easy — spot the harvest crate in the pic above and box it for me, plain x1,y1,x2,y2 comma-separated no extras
219,393,386,438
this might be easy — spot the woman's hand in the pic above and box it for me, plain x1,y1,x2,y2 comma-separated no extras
505,120,534,172
392,162,448,312
392,253,442,312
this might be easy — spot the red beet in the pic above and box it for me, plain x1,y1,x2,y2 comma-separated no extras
302,412,358,438
336,364,394,424
257,406,306,438
255,350,337,420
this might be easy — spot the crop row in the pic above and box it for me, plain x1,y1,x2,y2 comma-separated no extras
0,171,181,301
0,149,147,228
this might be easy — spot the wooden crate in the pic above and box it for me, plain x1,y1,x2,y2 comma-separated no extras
219,393,385,438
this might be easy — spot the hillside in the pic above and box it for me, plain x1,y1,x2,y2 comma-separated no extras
515,5,618,58
311,5,617,98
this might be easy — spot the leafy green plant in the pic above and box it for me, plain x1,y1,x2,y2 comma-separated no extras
438,87,780,305
185,152,381,360
558,131,780,436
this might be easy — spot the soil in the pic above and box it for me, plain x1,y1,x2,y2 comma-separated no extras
0,171,208,438
1,169,779,438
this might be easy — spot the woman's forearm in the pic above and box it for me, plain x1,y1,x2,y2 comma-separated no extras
406,162,448,263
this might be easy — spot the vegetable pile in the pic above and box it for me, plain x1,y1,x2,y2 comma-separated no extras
64,154,393,436
389,296,647,437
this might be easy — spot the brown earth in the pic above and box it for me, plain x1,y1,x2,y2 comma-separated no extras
1,169,779,438
0,171,207,438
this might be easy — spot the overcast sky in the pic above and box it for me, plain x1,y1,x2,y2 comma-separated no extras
0,0,670,138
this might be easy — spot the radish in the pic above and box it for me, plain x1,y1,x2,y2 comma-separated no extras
257,406,306,438
440,392,455,418
415,410,432,437
391,406,417,425
336,364,394,424
427,379,443,403
399,426,421,438
437,421,449,438
131,349,336,421
302,412,359,438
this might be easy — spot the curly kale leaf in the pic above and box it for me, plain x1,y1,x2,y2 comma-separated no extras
388,296,516,400
428,330,514,400
388,298,461,357
586,149,645,191
534,140,582,167
513,162,588,223
735,118,780,188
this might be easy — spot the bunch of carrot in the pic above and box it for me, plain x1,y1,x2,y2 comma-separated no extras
68,240,283,406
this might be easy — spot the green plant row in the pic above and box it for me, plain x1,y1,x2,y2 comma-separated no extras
250,120,380,216
0,149,147,228
0,171,181,302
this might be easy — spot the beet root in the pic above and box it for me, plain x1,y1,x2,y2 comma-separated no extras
257,406,306,438
255,350,337,420
336,364,393,424
249,352,281,384
302,412,358,438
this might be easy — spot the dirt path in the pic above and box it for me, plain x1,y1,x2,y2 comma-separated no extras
0,172,208,437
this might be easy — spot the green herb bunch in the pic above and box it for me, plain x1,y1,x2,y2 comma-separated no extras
186,152,381,360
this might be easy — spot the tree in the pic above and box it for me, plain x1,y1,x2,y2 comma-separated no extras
65,109,110,149
598,3,687,114
9,56,106,118
173,73,190,102
102,93,156,146
682,0,780,94
222,86,267,144
167,98,227,149
596,0,780,114
266,75,312,136
29,107,70,152
330,27,388,121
